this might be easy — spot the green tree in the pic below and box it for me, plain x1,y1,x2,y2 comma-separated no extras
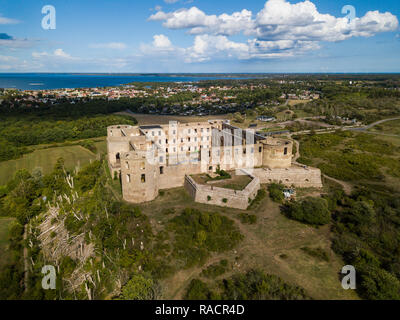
120,274,155,300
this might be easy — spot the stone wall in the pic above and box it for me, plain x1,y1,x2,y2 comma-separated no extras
252,165,323,188
184,171,260,210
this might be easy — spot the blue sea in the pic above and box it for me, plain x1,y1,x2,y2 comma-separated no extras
0,73,256,90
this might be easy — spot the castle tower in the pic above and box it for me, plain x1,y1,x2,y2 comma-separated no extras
262,137,293,169
120,138,160,203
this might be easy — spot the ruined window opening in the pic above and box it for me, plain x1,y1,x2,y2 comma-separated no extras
209,166,213,171
160,166,164,174
259,146,262,153
141,174,146,183
140,162,145,170
125,162,129,169
116,153,121,163
127,174,131,183
284,147,288,155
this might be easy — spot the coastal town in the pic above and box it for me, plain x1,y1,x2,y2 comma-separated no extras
1,80,322,117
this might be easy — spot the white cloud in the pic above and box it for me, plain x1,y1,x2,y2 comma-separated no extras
140,33,319,63
153,34,172,48
149,0,399,42
32,49,76,61
0,39,36,48
149,6,254,36
89,42,127,50
0,14,19,24
254,0,398,41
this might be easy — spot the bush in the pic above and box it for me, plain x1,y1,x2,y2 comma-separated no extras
249,188,267,209
184,279,214,300
169,208,243,268
285,197,331,226
120,274,155,300
238,213,257,224
220,269,309,300
268,183,285,203
301,247,330,262
201,260,229,278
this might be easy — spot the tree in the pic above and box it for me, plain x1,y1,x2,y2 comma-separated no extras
285,197,331,226
233,112,245,123
120,274,155,300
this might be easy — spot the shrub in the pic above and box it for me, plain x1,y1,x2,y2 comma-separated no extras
301,247,330,262
238,213,257,224
220,269,309,300
161,208,175,215
201,260,229,278
184,279,214,300
169,208,243,268
249,188,267,209
120,274,155,300
285,197,331,226
268,183,285,203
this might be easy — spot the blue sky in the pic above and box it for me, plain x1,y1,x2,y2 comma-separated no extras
0,0,399,72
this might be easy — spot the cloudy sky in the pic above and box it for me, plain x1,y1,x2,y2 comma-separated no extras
1,0,399,72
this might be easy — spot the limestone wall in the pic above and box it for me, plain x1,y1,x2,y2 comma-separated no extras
184,172,260,210
253,165,323,188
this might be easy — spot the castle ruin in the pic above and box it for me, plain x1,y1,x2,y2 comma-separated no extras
107,120,322,207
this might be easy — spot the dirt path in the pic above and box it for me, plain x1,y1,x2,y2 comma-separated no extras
363,117,400,130
322,174,352,195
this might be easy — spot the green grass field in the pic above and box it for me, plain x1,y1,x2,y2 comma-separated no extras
0,145,99,185
0,217,15,269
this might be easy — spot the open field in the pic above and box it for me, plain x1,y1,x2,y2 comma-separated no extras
288,99,311,106
0,145,99,185
0,217,15,269
136,187,358,300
